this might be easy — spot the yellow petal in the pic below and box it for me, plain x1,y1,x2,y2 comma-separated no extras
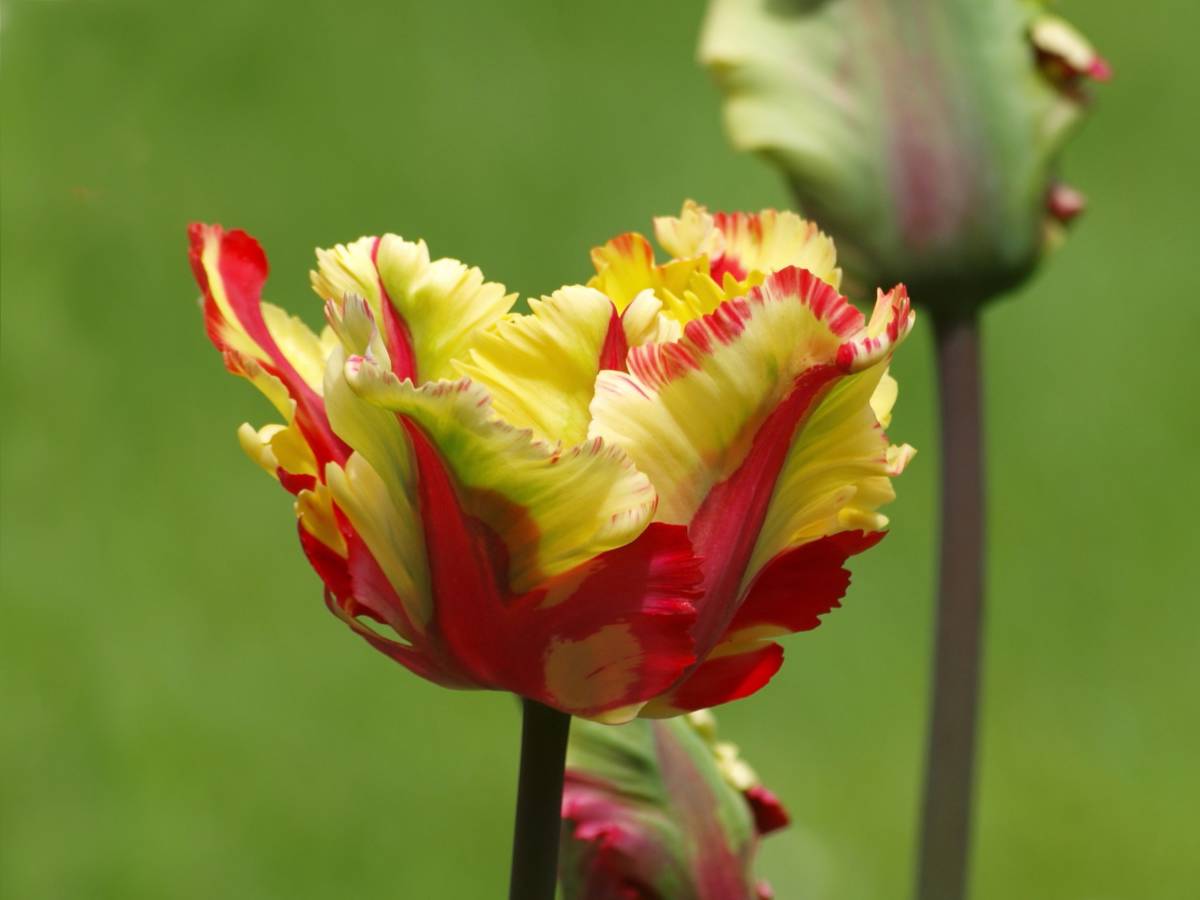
588,232,707,313
295,483,347,556
621,290,685,347
715,207,842,289
653,199,722,259
455,286,615,446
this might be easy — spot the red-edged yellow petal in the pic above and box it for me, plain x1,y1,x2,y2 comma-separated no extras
326,452,431,637
591,267,913,699
654,200,842,289
749,354,915,578
191,225,339,399
343,357,657,593
589,203,842,345
588,232,709,315
333,410,698,719
311,234,515,383
189,223,347,554
590,268,868,525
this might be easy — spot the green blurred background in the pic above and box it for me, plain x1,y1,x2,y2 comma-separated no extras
3,0,1197,897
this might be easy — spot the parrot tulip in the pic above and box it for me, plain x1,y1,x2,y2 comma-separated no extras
190,201,912,722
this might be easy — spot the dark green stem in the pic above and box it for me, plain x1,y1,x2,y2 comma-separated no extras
508,699,571,900
915,310,986,900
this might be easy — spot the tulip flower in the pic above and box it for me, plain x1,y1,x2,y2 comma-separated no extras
188,223,702,724
463,202,914,715
560,709,788,899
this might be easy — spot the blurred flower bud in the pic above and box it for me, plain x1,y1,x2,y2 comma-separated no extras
701,0,1108,312
560,711,788,899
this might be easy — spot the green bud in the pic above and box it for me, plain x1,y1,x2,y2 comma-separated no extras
560,712,788,899
701,0,1108,312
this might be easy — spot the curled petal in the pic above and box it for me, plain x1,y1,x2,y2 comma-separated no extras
190,223,347,468
655,200,842,289
621,289,685,347
455,286,622,445
643,642,785,718
311,234,515,382
648,531,885,715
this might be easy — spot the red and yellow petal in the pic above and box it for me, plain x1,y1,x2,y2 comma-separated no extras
189,223,349,562
331,412,698,718
589,267,865,528
190,224,348,469
654,200,842,290
646,530,885,715
536,522,701,721
343,354,658,593
590,266,913,698
311,233,516,383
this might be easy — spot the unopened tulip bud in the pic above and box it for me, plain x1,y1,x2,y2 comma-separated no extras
701,0,1108,312
560,711,788,899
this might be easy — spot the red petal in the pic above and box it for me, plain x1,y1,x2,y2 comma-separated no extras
656,643,784,714
400,416,511,686
744,785,790,837
709,253,748,284
323,590,466,688
728,531,885,635
368,236,420,381
534,523,700,712
687,363,842,652
599,302,630,371
298,521,352,600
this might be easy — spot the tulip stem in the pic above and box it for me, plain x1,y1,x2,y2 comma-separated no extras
508,699,571,900
915,310,986,900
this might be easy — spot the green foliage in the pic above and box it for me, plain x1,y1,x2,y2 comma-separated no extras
2,1,1196,897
